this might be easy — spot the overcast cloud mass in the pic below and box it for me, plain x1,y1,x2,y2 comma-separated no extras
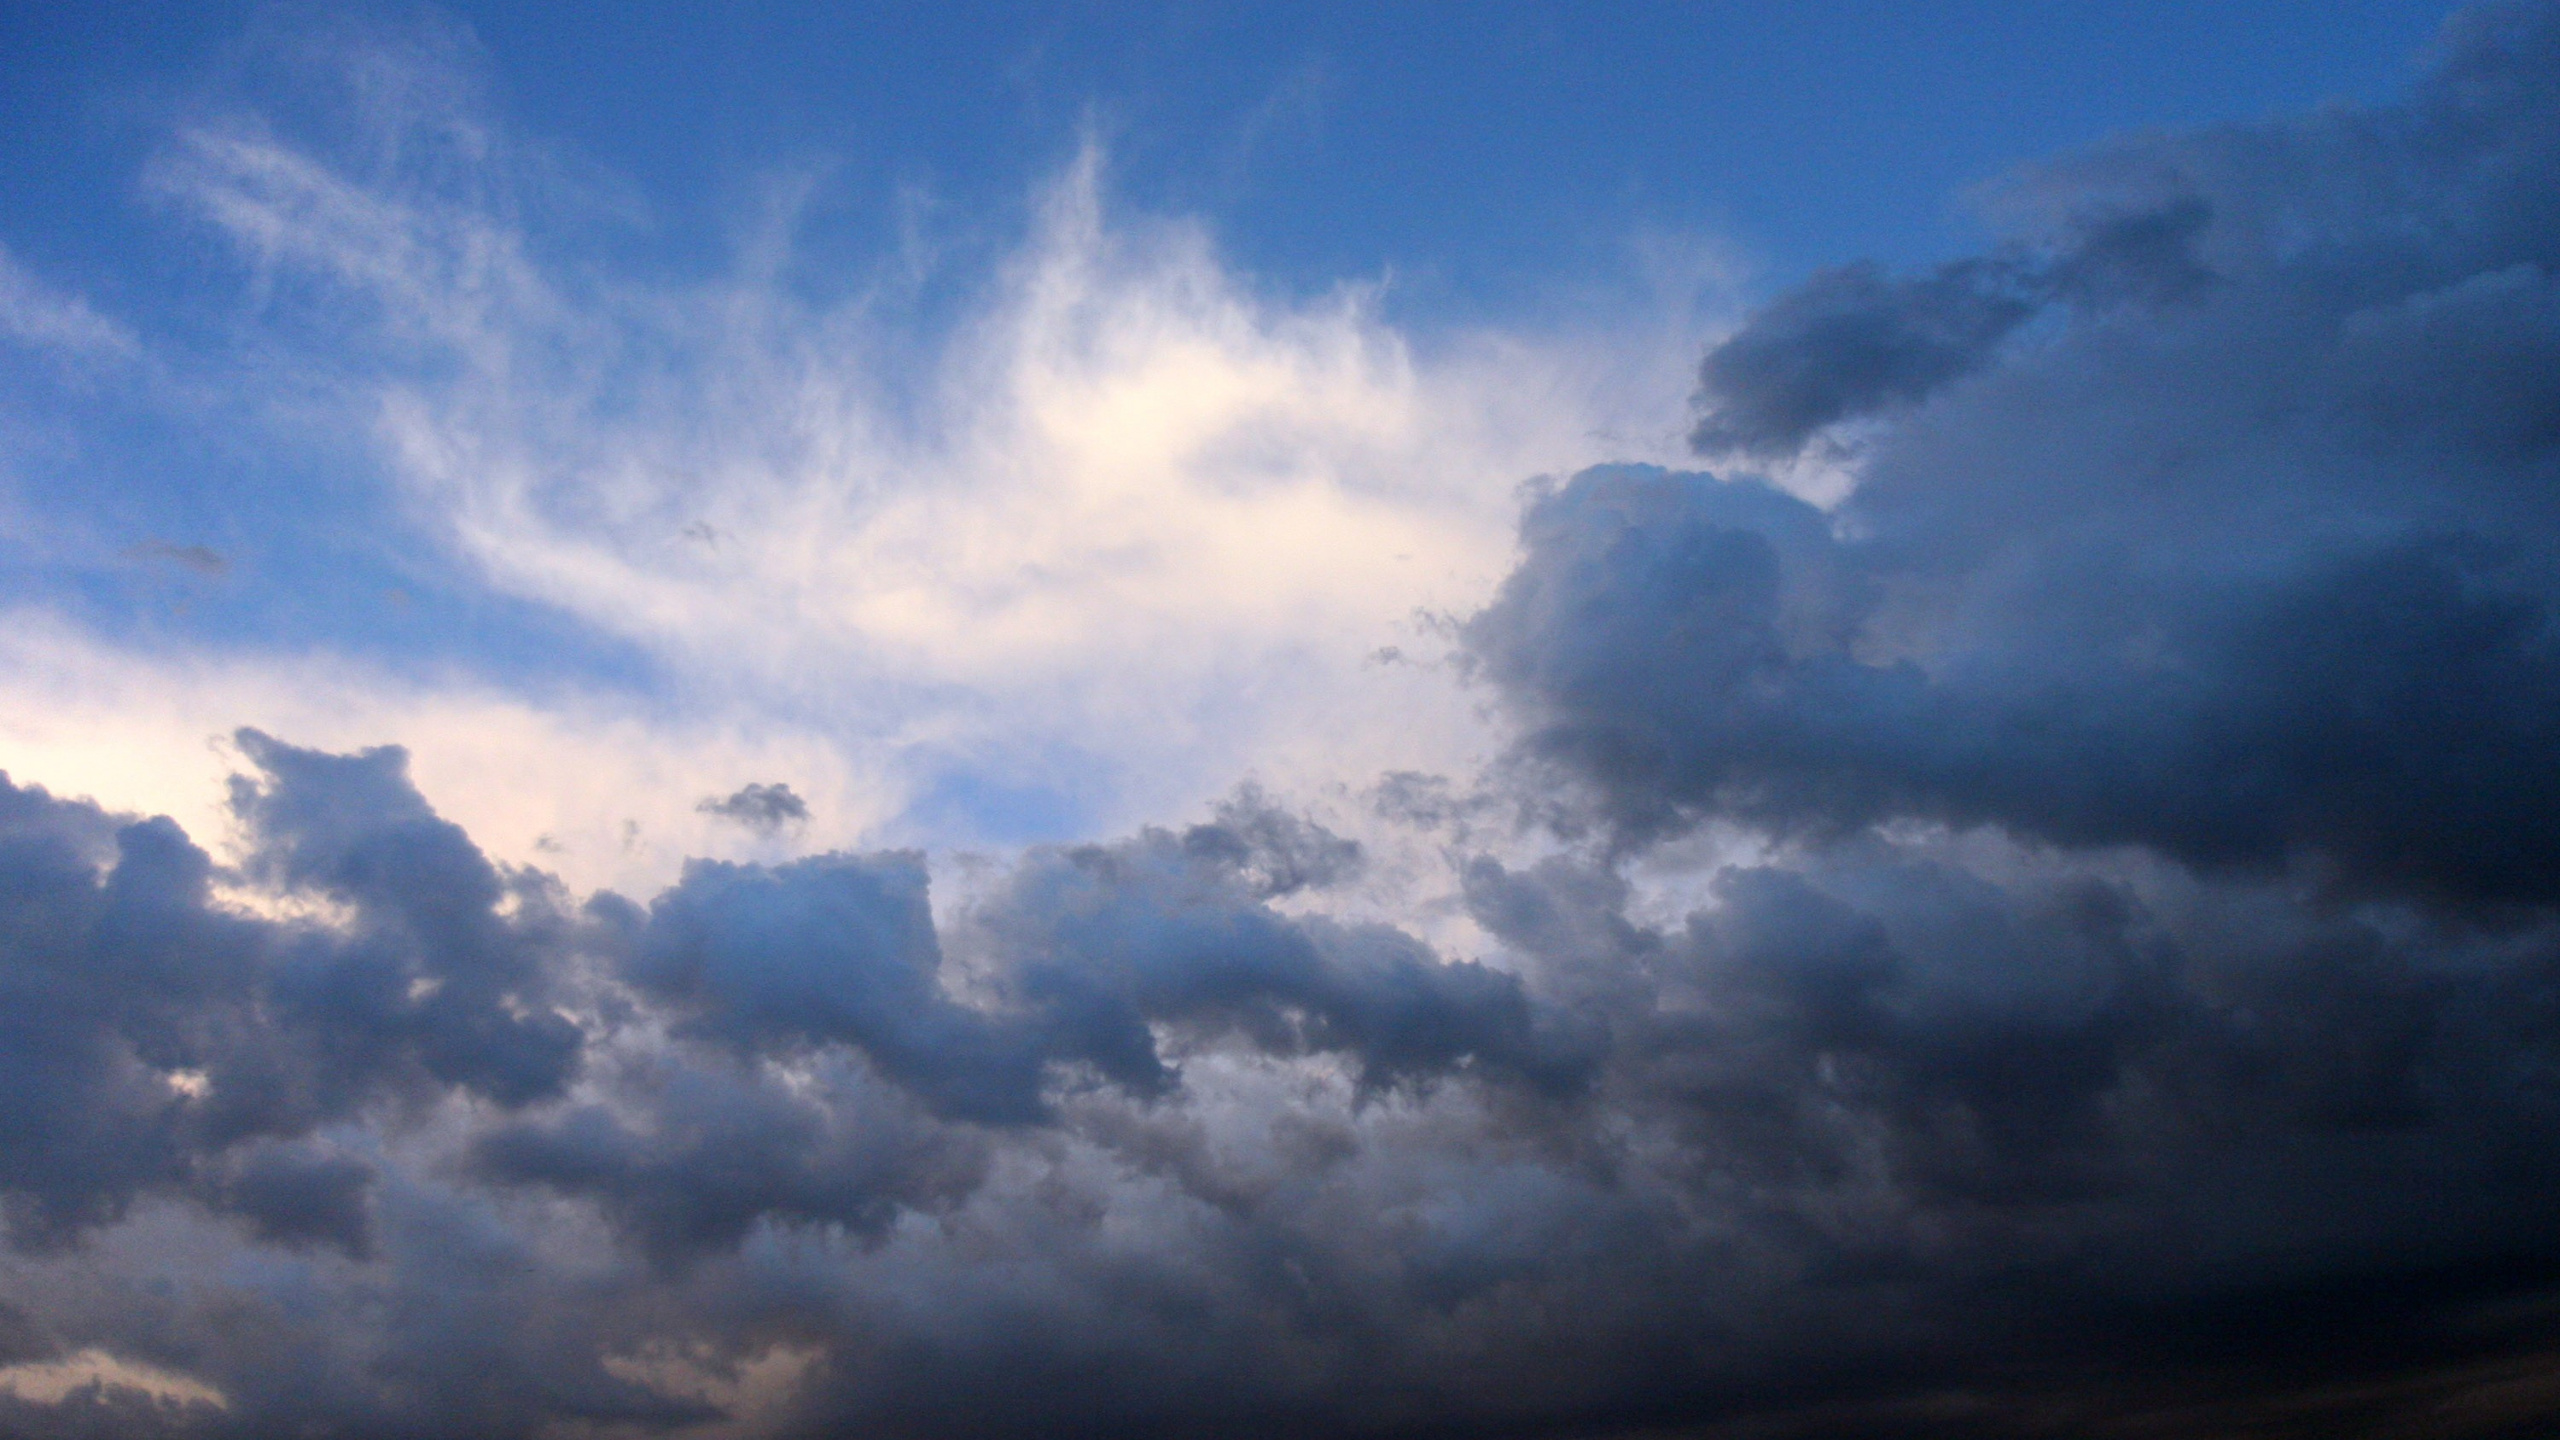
2,3,2559,1437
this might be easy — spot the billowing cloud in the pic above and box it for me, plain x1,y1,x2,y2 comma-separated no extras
1483,0,2560,910
5,726,2559,1436
0,732,578,1250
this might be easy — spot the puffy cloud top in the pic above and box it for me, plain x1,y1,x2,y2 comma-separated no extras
1483,0,2560,909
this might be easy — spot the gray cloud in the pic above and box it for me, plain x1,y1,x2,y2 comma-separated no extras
1686,198,2214,458
212,1142,377,1258
472,1053,989,1267
698,782,810,833
4,733,2555,1437
0,730,584,1251
609,800,1577,1140
1480,0,2560,911
125,542,229,578
612,851,1051,1125
1689,254,2046,458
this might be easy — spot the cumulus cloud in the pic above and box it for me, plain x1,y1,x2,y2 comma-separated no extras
5,722,2559,1436
1482,0,2560,911
0,732,578,1249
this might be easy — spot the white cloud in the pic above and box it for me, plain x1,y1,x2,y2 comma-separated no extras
0,611,895,897
135,61,1728,849
0,245,138,362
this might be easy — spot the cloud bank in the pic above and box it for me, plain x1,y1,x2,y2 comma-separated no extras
5,4,2560,1439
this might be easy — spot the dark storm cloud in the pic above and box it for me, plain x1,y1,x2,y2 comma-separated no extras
611,803,1575,1137
970,819,1591,1101
612,851,1052,1124
9,6,2560,1439
472,1054,989,1265
4,738,2539,1439
211,1142,376,1257
0,739,1572,1269
0,731,582,1248
7,754,2560,1436
698,781,810,833
1467,465,2560,905
230,730,584,1104
1478,0,2560,909
1688,255,2046,458
1444,840,2560,1437
1178,783,1365,898
1686,199,2213,458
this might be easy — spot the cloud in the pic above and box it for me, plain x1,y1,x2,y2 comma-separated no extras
124,543,229,578
2,719,2554,1436
1689,255,2045,458
0,731,583,1252
605,796,1577,1136
698,783,810,833
961,814,1592,1103
3,6,2560,1439
0,1349,225,1410
0,246,139,364
471,1053,989,1267
1685,200,2213,459
611,850,1050,1125
0,610,901,896
1478,0,2560,910
136,55,1720,847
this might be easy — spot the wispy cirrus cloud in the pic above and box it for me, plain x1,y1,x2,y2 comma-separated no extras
135,72,1722,849
0,245,139,365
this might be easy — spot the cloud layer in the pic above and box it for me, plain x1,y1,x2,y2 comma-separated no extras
5,4,2560,1439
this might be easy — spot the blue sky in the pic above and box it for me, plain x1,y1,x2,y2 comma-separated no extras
6,2,2460,303
9,6,2560,1438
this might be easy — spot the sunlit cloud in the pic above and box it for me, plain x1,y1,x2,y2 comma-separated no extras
0,1349,225,1411
139,77,1723,845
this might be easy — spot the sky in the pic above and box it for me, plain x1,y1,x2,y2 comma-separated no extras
2,3,2558,1437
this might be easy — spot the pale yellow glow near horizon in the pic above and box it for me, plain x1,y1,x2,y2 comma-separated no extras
0,1349,227,1411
